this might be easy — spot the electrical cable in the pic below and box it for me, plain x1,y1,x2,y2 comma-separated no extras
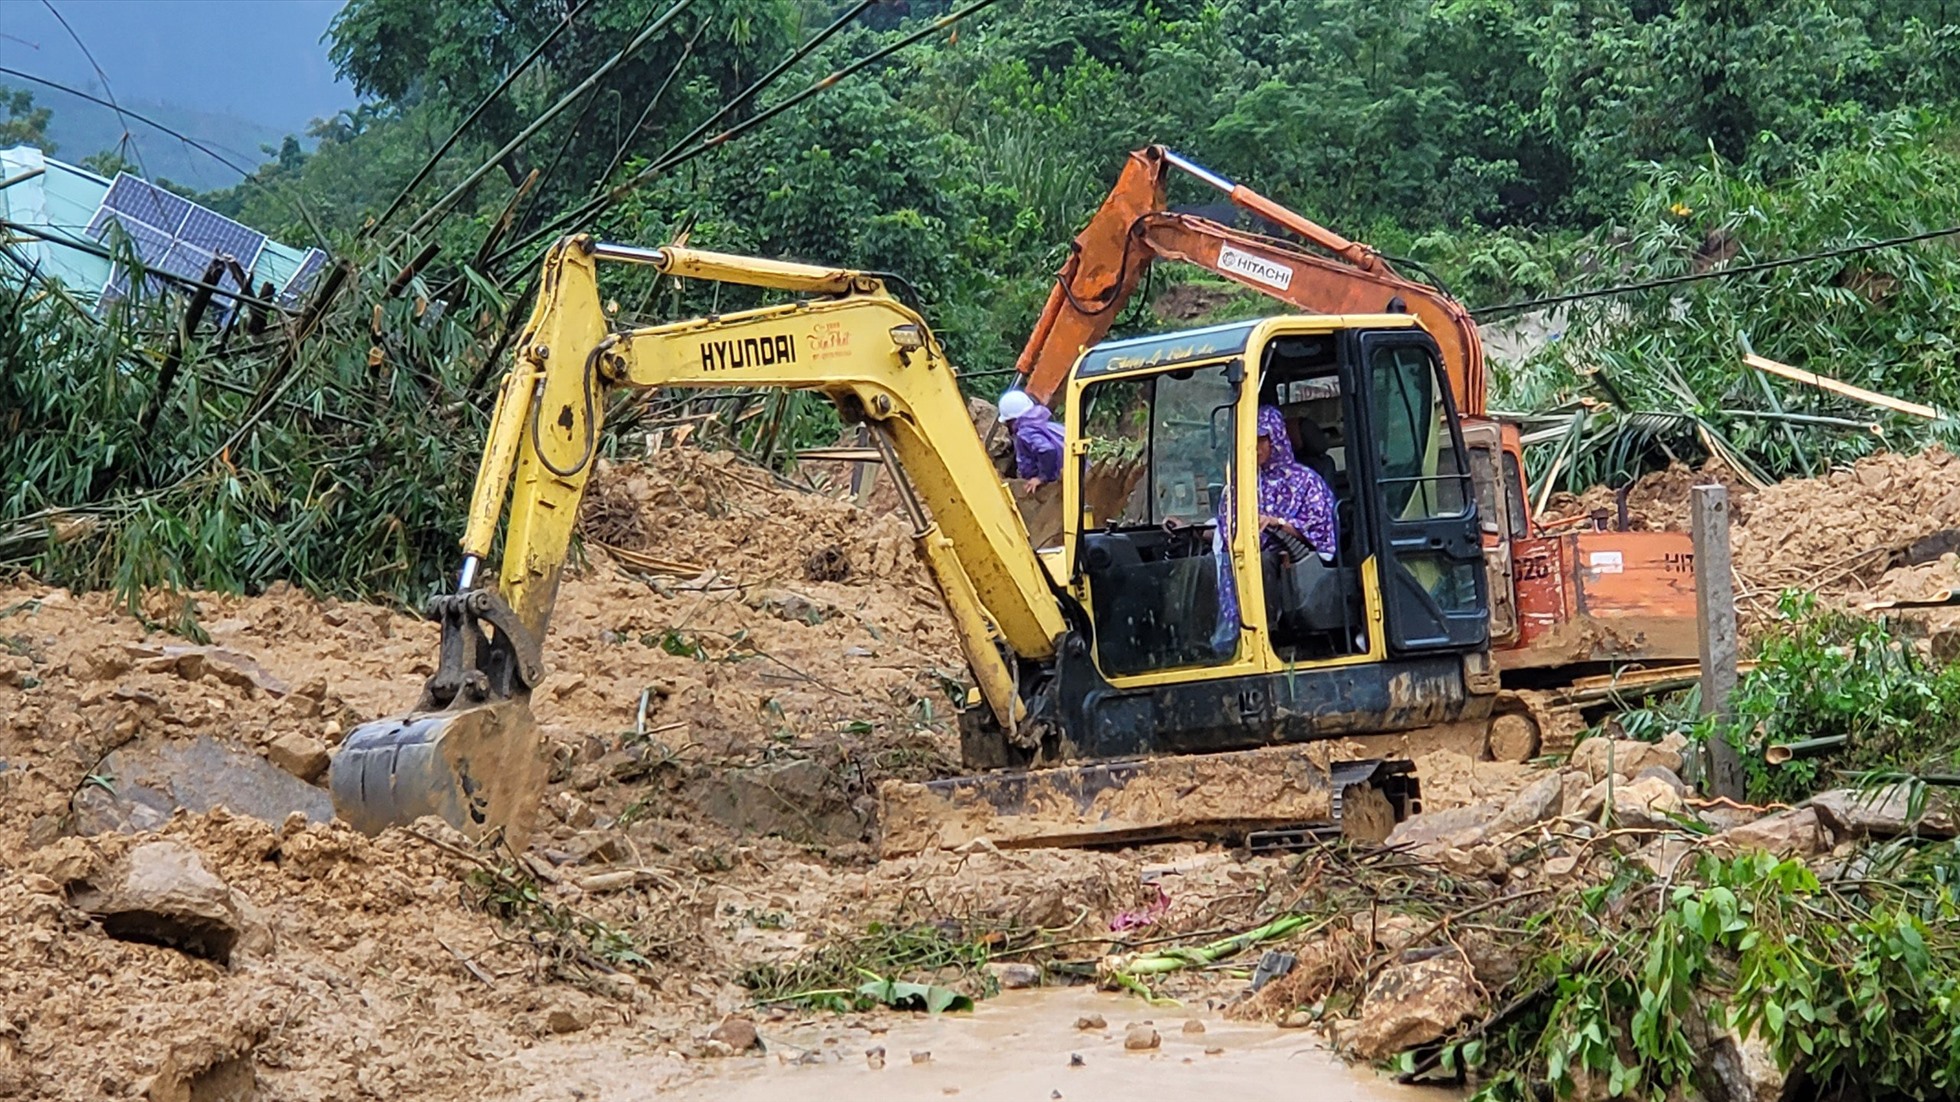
487,0,999,272
1474,224,1960,317
0,66,329,246
39,1,148,180
362,0,601,241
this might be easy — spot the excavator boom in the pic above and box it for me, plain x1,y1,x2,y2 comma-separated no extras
1013,146,1485,415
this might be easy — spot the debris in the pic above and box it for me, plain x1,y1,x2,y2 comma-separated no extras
125,643,291,696
1809,785,1956,839
1247,949,1296,992
1074,1015,1105,1031
1573,774,1688,829
1487,771,1565,833
699,758,863,845
1568,734,1687,782
263,730,329,783
708,1016,760,1052
1344,950,1479,1060
1123,1024,1160,1051
68,841,254,966
1714,806,1831,857
1068,1053,1085,1067
986,961,1041,989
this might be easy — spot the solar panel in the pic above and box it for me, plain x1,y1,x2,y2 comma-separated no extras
85,173,271,320
279,248,329,308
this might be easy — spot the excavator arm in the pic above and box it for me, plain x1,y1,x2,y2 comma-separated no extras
331,235,1066,841
1013,146,1485,416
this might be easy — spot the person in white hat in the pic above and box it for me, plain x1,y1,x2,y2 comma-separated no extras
998,389,1063,495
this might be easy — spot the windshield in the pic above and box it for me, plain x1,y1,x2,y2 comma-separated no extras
1078,363,1237,528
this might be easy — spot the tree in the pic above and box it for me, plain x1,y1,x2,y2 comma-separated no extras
0,88,54,153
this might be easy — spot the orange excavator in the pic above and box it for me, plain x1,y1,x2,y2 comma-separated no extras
1009,147,1703,750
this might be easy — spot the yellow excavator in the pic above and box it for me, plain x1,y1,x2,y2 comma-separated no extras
332,235,1499,853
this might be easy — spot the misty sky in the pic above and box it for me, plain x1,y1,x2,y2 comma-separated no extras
0,0,355,132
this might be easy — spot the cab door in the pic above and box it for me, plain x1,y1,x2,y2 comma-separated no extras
1462,419,1519,644
1354,332,1489,654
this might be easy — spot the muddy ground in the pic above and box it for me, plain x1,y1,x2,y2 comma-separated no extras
0,444,1955,1100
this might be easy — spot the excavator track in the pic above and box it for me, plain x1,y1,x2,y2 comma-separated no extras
877,746,1418,857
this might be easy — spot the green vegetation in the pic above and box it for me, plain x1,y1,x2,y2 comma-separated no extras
3,0,1958,603
1709,594,1960,804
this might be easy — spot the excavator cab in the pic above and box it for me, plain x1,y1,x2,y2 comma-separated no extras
1061,313,1487,697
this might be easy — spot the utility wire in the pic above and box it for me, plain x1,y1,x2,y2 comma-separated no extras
401,0,693,241
362,0,600,242
1,217,294,313
1474,224,1960,318
0,66,329,246
488,0,997,271
595,17,712,187
39,1,147,179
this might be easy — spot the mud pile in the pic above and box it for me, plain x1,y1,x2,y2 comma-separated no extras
1543,445,1960,608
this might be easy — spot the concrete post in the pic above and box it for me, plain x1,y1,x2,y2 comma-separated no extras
1693,483,1744,800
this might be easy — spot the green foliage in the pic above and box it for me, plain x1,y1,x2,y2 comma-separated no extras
1693,592,1960,804
0,88,54,153
1471,849,1960,1101
739,920,997,1011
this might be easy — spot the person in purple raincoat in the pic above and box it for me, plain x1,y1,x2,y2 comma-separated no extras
997,389,1064,495
1253,405,1337,561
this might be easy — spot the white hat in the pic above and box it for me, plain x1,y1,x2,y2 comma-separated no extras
997,389,1035,421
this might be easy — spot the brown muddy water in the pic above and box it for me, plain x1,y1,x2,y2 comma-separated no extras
502,987,1460,1101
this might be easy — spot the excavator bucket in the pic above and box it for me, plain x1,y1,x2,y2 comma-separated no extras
877,745,1418,857
328,697,548,846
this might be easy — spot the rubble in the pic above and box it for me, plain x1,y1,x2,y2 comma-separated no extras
1343,950,1479,1060
1808,784,1957,839
67,840,256,965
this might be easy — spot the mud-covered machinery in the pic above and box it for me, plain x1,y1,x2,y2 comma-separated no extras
332,236,1513,852
1006,147,1704,756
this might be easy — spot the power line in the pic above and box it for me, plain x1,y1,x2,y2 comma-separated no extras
39,1,147,180
361,0,601,242
0,66,330,246
487,0,1000,272
1473,224,1960,317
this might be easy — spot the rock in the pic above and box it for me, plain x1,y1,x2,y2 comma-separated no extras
699,757,863,845
1633,765,1689,796
987,961,1041,989
866,1045,886,1069
1809,785,1956,840
708,1015,760,1052
1542,854,1580,879
1123,1025,1160,1051
1716,807,1832,858
1369,913,1423,953
549,831,625,866
543,1005,590,1034
1384,802,1499,849
1279,1010,1314,1029
910,1050,932,1064
1574,775,1687,830
1181,1019,1205,1035
1568,736,1683,782
1707,1024,1790,1102
124,642,289,696
1631,835,1697,878
1074,1014,1105,1031
70,734,335,835
1345,950,1479,1060
69,841,250,965
1488,772,1565,834
264,731,330,784
748,588,834,624
1438,843,1509,879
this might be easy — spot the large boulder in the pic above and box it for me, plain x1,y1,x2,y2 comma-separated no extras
1572,775,1686,830
1568,734,1686,783
67,841,259,966
1808,785,1956,840
71,735,334,834
1487,772,1566,835
1714,807,1831,858
1344,949,1480,1060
